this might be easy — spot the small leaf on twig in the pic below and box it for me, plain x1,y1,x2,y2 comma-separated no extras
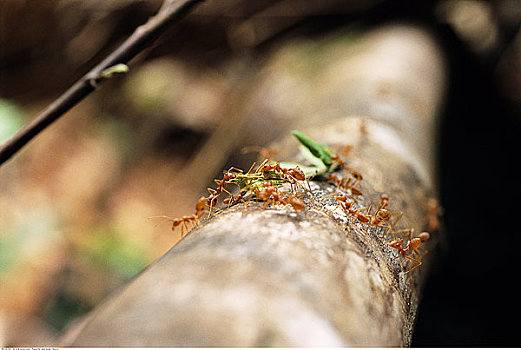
100,64,130,79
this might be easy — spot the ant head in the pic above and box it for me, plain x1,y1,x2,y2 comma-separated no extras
291,167,306,180
223,172,235,180
351,170,363,180
389,239,402,248
381,194,389,201
335,195,347,202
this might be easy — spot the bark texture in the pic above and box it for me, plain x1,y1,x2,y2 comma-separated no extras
62,24,446,347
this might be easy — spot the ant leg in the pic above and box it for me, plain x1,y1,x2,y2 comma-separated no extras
254,159,269,173
181,221,191,238
390,211,403,231
390,228,412,239
376,222,392,238
227,166,244,174
404,255,422,273
411,248,429,262
322,191,343,199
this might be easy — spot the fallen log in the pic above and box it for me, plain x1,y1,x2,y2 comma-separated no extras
62,24,446,347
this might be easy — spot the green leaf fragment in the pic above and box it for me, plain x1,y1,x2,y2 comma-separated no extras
100,64,129,79
291,130,333,167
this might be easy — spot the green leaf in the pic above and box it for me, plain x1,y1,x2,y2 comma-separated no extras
100,63,129,79
291,130,333,167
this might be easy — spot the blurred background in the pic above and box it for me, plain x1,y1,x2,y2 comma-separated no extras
1,0,520,346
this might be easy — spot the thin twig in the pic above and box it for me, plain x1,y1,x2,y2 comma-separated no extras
0,0,205,166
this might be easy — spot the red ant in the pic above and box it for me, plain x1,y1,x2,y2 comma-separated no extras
388,229,430,273
426,198,442,232
326,173,363,197
149,213,199,238
255,182,281,206
331,194,371,226
259,162,314,201
203,168,246,213
326,192,394,238
248,180,307,212
284,195,306,211
156,196,213,238
170,215,200,237
368,194,403,234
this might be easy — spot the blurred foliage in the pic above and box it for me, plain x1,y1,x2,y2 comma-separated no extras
0,0,520,346
79,227,149,279
0,99,24,144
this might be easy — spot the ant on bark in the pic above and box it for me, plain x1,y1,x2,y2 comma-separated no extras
150,196,210,238
426,198,442,232
259,161,313,198
252,181,307,212
327,194,371,230
388,229,430,273
367,194,403,236
326,173,363,197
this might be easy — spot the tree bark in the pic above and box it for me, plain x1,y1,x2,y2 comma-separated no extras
61,24,446,347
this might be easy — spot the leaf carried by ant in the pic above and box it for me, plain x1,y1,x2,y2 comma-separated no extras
291,130,333,168
232,173,284,191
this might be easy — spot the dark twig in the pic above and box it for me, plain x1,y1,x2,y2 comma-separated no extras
0,0,205,166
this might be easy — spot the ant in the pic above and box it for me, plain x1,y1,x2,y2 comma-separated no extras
426,198,442,232
204,167,249,214
170,215,200,238
331,194,371,226
254,182,281,206
152,196,212,238
326,193,388,236
259,162,314,201
149,214,199,238
326,173,363,197
253,182,306,212
388,229,430,273
368,194,403,234
283,195,306,211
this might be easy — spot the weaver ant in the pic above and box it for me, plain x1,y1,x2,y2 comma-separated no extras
368,194,403,234
329,194,371,226
326,173,363,197
149,214,199,238
251,182,307,212
388,229,430,273
426,198,442,232
284,195,306,211
258,162,314,201
170,215,200,237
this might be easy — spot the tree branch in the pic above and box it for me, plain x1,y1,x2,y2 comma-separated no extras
0,0,205,166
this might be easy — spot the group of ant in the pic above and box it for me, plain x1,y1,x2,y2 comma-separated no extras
158,147,439,274
322,157,435,274
156,159,309,237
